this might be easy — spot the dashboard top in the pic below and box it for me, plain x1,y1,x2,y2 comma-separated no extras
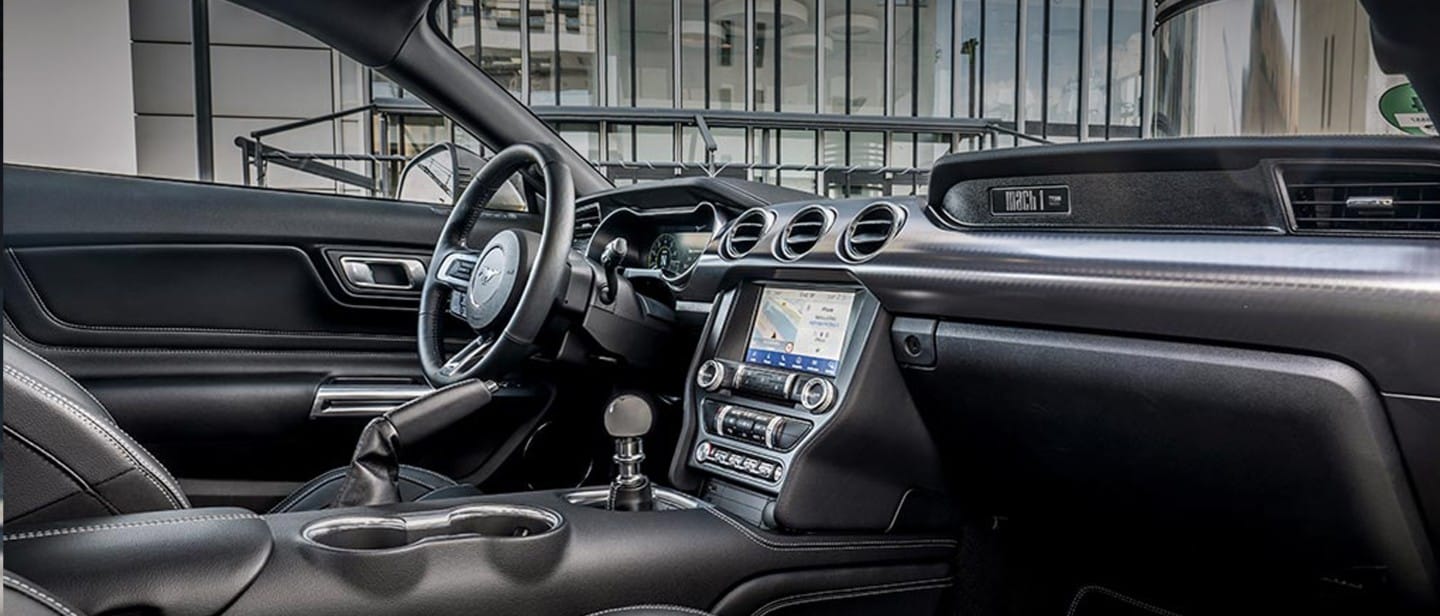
581,137,1440,397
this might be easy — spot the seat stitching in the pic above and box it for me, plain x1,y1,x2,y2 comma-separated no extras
4,365,183,509
703,505,958,551
3,512,259,542
4,334,117,424
1065,585,1185,616
7,249,413,340
752,579,954,616
584,604,714,616
3,427,125,517
3,313,419,357
4,339,189,503
4,575,81,616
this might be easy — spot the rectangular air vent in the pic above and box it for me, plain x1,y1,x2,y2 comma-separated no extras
1281,162,1440,234
573,202,603,248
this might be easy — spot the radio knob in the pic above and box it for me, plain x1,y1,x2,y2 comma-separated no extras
696,359,726,392
798,377,837,414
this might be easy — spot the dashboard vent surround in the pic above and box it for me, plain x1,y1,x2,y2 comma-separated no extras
775,206,833,261
722,208,772,259
573,202,603,248
840,202,906,262
1281,162,1440,235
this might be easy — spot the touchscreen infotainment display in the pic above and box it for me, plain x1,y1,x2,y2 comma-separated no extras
744,287,856,376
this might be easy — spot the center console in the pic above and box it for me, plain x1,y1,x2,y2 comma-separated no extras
690,284,869,491
675,281,948,533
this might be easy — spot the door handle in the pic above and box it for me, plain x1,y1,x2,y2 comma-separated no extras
339,256,427,291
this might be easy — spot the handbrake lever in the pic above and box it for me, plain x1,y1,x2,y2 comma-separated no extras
331,379,498,508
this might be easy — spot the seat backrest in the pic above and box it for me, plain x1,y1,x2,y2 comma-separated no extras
3,336,188,524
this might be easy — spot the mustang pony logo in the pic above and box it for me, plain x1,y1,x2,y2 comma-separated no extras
476,266,501,285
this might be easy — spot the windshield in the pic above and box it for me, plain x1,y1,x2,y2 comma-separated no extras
438,0,1430,197
1154,0,1434,138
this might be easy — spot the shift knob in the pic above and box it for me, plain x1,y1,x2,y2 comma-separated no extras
605,394,655,512
604,394,653,438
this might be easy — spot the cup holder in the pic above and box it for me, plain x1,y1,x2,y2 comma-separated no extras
303,504,562,551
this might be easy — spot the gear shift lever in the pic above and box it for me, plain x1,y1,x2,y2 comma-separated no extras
332,379,497,508
605,394,655,511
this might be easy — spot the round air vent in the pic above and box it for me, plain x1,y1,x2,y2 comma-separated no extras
774,206,834,261
721,208,773,259
840,202,906,262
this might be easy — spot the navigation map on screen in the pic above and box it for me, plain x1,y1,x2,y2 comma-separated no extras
745,287,855,376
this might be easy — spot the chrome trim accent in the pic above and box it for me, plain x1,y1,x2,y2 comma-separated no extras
435,252,480,288
837,201,908,263
798,377,836,413
696,359,725,391
612,437,647,487
773,205,837,262
301,504,563,551
715,404,734,434
340,256,427,291
561,486,703,510
1345,196,1396,209
438,336,494,378
676,300,714,314
310,380,433,418
782,372,799,398
763,414,784,449
721,208,775,260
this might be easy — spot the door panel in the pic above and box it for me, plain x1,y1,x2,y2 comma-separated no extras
2,165,548,506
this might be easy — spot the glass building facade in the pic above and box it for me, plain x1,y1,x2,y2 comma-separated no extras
438,0,1153,196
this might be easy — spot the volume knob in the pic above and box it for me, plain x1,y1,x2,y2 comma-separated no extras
798,377,836,413
696,359,726,392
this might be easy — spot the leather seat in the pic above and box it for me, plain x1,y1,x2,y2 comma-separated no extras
2,336,476,525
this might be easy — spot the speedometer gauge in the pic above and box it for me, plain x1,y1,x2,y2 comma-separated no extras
647,232,708,277
647,233,679,273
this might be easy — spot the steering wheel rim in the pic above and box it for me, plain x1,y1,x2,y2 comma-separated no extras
417,143,575,386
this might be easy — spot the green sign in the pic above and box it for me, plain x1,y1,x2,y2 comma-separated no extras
1379,83,1436,136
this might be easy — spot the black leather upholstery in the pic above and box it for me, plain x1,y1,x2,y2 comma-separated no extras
3,336,188,524
2,336,471,522
4,572,85,616
5,507,272,616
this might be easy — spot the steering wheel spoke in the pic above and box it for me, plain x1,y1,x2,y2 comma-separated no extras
434,251,480,291
438,334,495,379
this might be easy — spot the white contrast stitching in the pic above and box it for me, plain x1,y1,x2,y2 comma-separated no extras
1065,585,1184,616
703,506,958,552
7,249,412,340
4,512,259,542
4,314,417,357
584,604,713,616
4,365,183,509
4,575,82,616
5,340,191,500
752,578,954,616
4,334,116,424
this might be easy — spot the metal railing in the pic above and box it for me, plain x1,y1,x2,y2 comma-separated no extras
235,98,439,197
235,101,1042,197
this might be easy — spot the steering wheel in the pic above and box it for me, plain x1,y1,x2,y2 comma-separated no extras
418,143,575,386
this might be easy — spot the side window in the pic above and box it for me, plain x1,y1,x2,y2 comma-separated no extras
2,0,510,209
